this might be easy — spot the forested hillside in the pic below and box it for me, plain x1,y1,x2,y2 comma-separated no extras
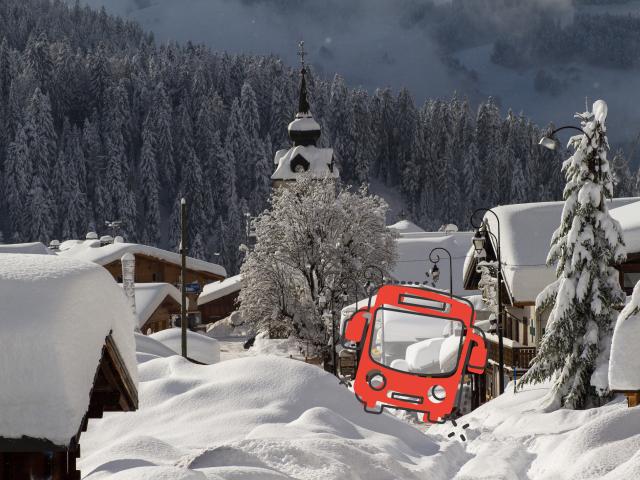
1,0,638,274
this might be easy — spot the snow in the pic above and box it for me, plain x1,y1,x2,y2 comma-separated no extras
393,230,478,296
0,254,137,446
57,241,227,278
206,311,250,338
610,199,640,253
0,242,53,255
81,331,640,480
79,355,442,480
197,274,243,306
609,280,640,391
121,283,181,329
288,114,320,132
388,219,425,234
463,198,639,303
150,328,220,365
271,145,339,181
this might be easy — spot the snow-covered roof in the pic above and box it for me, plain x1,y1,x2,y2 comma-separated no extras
0,254,137,446
57,241,227,278
463,198,640,303
198,274,243,306
610,200,640,254
609,281,640,391
388,219,425,234
150,328,220,365
0,242,53,255
120,283,181,328
394,231,478,296
271,145,339,181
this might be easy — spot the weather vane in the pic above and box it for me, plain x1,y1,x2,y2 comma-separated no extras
297,40,306,69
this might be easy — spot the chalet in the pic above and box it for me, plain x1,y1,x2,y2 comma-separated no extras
57,237,226,333
462,198,640,402
0,242,53,255
387,219,479,297
610,200,640,295
123,283,182,334
0,254,137,480
197,274,243,325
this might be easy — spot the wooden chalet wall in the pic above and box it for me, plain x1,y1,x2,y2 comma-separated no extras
619,253,640,296
0,336,137,480
141,296,181,334
103,254,223,287
199,291,240,324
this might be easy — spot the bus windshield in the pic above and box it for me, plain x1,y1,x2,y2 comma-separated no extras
370,307,464,376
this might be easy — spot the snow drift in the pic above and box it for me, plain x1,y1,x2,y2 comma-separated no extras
80,355,447,479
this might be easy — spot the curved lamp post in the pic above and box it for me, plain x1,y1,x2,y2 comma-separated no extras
539,125,600,180
471,208,505,395
428,247,453,297
363,265,386,296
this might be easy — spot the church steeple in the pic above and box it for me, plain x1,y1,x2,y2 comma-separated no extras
288,41,321,147
271,42,339,186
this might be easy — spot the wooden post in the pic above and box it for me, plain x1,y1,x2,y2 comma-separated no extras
180,198,188,358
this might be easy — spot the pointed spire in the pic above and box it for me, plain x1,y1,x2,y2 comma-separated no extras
288,41,321,146
297,41,310,114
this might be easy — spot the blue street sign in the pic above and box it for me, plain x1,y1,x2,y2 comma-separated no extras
185,282,201,294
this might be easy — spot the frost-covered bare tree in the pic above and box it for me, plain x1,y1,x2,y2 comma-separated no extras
239,176,397,355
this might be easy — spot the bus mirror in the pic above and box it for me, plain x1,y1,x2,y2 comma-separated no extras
342,310,369,346
467,329,488,374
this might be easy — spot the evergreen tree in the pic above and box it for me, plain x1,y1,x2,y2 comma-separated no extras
137,115,161,246
520,101,627,410
4,124,31,241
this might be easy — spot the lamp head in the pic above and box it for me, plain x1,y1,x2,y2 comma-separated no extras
430,263,440,283
473,229,486,256
539,136,559,151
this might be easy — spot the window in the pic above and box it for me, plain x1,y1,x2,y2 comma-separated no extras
369,308,464,376
624,272,640,291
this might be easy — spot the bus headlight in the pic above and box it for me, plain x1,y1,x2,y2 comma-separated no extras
367,371,386,391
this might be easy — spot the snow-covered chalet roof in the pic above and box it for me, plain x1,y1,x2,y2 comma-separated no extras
0,254,137,446
271,145,339,181
394,231,477,296
121,283,181,328
463,198,640,304
0,242,53,255
388,219,425,234
610,199,640,254
57,240,227,278
609,281,640,391
198,274,243,306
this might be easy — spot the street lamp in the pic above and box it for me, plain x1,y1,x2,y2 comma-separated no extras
471,208,505,395
539,125,600,179
428,247,452,297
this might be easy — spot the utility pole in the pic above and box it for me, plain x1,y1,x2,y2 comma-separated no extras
180,198,188,358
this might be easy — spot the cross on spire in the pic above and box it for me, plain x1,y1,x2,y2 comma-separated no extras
297,40,306,70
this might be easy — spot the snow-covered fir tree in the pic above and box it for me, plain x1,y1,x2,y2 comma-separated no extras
239,176,396,354
520,100,627,409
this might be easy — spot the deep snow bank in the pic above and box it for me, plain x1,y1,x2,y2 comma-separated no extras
429,382,640,480
80,355,470,479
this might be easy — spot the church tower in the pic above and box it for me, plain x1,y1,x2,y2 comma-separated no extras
271,42,339,187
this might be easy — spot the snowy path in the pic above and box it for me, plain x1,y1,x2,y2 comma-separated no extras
216,336,251,362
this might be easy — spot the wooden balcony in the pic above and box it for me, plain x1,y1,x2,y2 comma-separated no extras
486,335,536,370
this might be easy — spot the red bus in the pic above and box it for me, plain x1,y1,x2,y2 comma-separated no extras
341,284,487,423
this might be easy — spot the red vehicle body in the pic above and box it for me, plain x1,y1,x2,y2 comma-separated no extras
341,285,487,423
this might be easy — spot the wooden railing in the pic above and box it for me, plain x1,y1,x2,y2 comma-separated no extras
486,338,536,370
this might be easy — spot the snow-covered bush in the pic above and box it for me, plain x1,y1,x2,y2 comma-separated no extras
520,100,627,409
239,176,396,355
